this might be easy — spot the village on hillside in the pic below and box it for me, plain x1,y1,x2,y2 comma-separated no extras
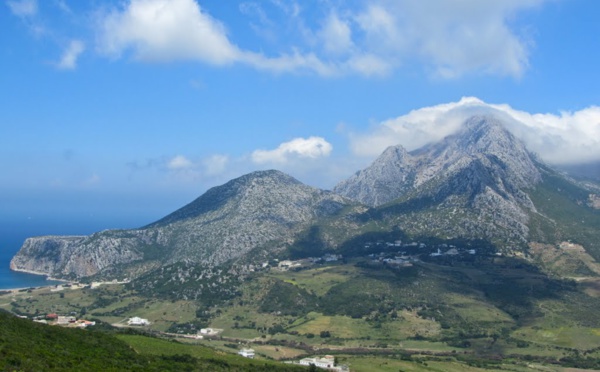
267,239,484,273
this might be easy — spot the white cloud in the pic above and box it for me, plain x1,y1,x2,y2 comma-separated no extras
203,154,229,176
98,0,240,64
252,137,333,164
167,155,193,170
57,39,85,70
96,0,337,75
7,0,44,36
355,4,400,52
344,53,392,77
7,0,37,17
349,97,600,165
239,2,272,28
242,50,336,76
348,0,544,78
92,0,546,78
319,12,353,56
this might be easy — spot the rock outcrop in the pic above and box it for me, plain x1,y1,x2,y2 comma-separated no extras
334,115,543,249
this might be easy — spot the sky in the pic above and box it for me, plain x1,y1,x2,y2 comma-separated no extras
2,0,600,234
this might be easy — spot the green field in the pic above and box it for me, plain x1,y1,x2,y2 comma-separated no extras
4,258,600,371
267,264,358,296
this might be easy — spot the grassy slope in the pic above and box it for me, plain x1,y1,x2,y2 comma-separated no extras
118,334,305,371
0,310,305,371
5,256,600,370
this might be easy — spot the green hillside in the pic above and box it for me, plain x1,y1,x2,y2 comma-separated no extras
0,310,305,371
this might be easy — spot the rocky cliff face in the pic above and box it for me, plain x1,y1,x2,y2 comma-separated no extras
334,115,543,250
10,231,147,279
142,170,350,266
10,170,351,279
334,145,416,207
335,115,540,206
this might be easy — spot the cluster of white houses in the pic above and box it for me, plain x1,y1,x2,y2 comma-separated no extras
365,240,478,260
276,254,343,271
27,313,96,328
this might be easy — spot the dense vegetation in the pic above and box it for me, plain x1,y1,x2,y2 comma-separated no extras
129,261,245,303
0,310,305,371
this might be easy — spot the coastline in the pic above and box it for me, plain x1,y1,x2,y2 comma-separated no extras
9,266,69,283
9,260,70,283
0,266,71,292
0,285,53,293
0,279,78,293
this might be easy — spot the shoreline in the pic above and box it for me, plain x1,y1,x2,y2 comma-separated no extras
9,267,69,283
0,267,72,292
0,285,52,293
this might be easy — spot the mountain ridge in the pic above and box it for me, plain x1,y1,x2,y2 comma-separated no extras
10,114,600,281
334,115,541,207
11,170,354,279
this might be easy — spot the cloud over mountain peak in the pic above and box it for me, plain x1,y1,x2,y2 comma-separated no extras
350,97,600,166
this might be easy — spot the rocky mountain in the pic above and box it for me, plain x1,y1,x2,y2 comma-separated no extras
11,114,600,281
11,170,352,280
332,115,547,251
334,115,540,207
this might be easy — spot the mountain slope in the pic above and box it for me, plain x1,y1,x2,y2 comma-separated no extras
0,310,304,371
333,115,595,252
335,115,540,207
11,115,600,281
11,170,352,280
143,170,351,265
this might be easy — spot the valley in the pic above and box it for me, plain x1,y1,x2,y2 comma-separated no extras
4,251,600,371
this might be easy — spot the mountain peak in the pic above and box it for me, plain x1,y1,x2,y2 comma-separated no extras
235,169,301,184
456,115,519,152
148,170,303,227
333,144,415,207
335,114,541,207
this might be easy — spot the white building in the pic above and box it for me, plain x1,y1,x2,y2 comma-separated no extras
299,355,335,369
445,248,459,255
323,254,341,262
57,316,76,325
127,317,150,326
199,327,222,336
430,248,442,257
238,348,255,358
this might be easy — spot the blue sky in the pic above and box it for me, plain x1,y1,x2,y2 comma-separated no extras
2,0,600,233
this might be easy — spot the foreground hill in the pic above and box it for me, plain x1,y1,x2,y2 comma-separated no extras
0,310,304,371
